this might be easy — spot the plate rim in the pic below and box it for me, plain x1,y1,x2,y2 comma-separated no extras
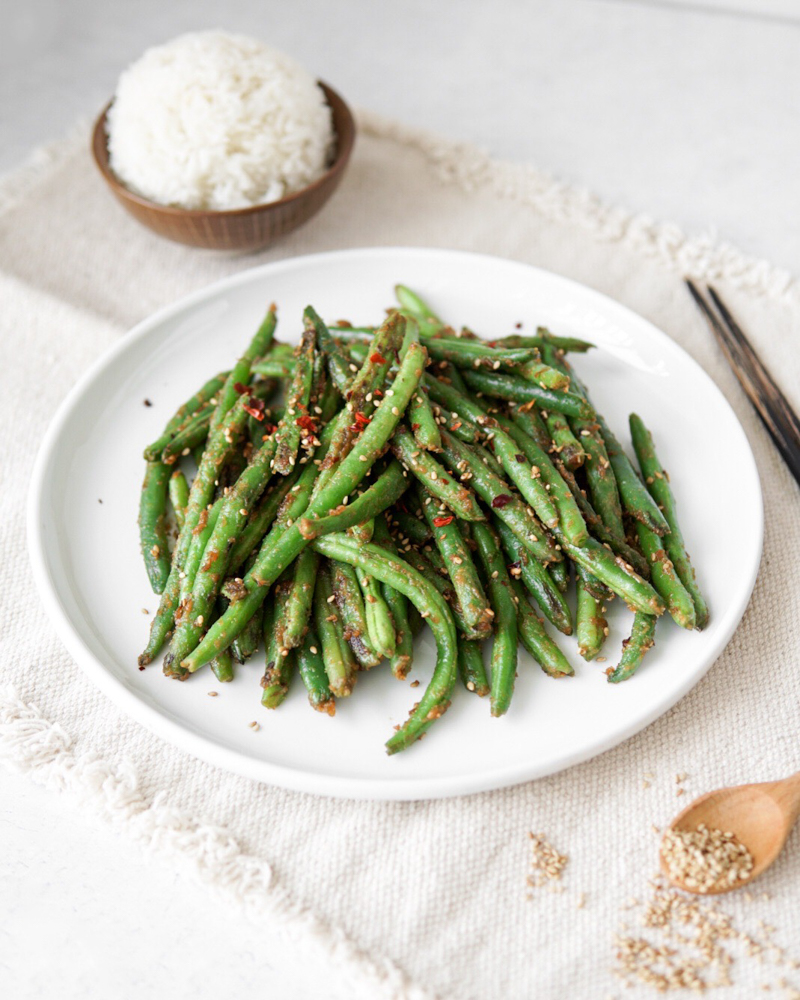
27,246,764,801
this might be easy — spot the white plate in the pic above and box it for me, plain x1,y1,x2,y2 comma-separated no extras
28,248,762,800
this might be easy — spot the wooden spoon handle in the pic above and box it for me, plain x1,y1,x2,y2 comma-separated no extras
765,769,800,826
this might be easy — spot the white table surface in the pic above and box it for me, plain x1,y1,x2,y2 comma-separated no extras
2,1,799,997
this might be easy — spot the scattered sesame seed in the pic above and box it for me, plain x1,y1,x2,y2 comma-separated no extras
207,691,218,697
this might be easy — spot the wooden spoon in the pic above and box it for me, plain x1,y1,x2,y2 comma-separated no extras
660,770,800,895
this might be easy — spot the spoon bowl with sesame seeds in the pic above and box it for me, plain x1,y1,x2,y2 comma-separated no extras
660,769,800,895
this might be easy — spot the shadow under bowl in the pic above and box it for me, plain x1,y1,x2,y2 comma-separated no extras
91,81,356,252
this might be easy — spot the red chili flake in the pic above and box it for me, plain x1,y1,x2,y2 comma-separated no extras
491,494,513,509
370,352,387,364
296,414,318,432
515,454,526,463
411,423,421,432
486,341,497,348
234,381,249,395
243,396,266,420
373,388,384,397
515,321,523,329
450,421,462,431
354,411,371,427
432,515,454,527
264,423,278,435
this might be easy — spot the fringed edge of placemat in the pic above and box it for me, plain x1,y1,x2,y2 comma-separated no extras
0,685,436,1000
357,109,798,307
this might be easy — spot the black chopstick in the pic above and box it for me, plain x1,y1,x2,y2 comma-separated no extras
686,279,800,488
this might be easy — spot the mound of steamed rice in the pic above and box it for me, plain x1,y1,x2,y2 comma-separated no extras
106,31,335,211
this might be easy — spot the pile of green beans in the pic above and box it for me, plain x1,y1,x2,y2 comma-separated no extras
137,285,708,753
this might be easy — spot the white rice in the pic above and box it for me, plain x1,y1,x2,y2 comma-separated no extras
106,31,335,211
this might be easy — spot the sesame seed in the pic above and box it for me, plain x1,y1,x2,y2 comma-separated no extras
207,691,218,697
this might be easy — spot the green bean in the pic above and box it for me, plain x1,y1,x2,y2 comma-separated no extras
161,407,213,464
312,533,458,754
595,412,669,535
371,517,415,679
516,356,573,391
508,403,551,451
457,637,489,696
495,520,573,635
143,371,228,461
231,600,263,662
390,509,432,547
303,306,353,396
635,523,696,630
277,547,319,652
472,522,518,716
399,545,472,637
139,461,171,593
346,311,405,417
579,429,625,538
561,537,665,616
550,559,569,593
168,469,189,530
607,612,657,683
407,386,442,451
261,580,295,707
330,560,382,668
461,369,594,418
420,487,492,639
391,424,484,521
251,358,296,379
630,413,709,629
492,332,594,353
298,628,336,714
541,408,585,470
421,336,551,372
510,577,573,677
299,460,408,539
210,306,277,436
226,471,300,571
497,413,589,546
554,459,650,578
313,565,356,697
273,328,316,475
394,284,443,325
210,648,234,683
575,567,608,662
357,565,397,659
437,429,560,566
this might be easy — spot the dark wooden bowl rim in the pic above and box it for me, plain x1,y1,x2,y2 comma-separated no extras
91,81,355,219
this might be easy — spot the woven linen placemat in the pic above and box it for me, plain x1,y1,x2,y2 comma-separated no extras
1,111,799,1000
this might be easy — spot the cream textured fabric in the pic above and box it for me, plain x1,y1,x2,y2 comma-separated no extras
2,112,799,1000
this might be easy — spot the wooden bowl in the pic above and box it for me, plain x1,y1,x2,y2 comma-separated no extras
91,82,355,251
